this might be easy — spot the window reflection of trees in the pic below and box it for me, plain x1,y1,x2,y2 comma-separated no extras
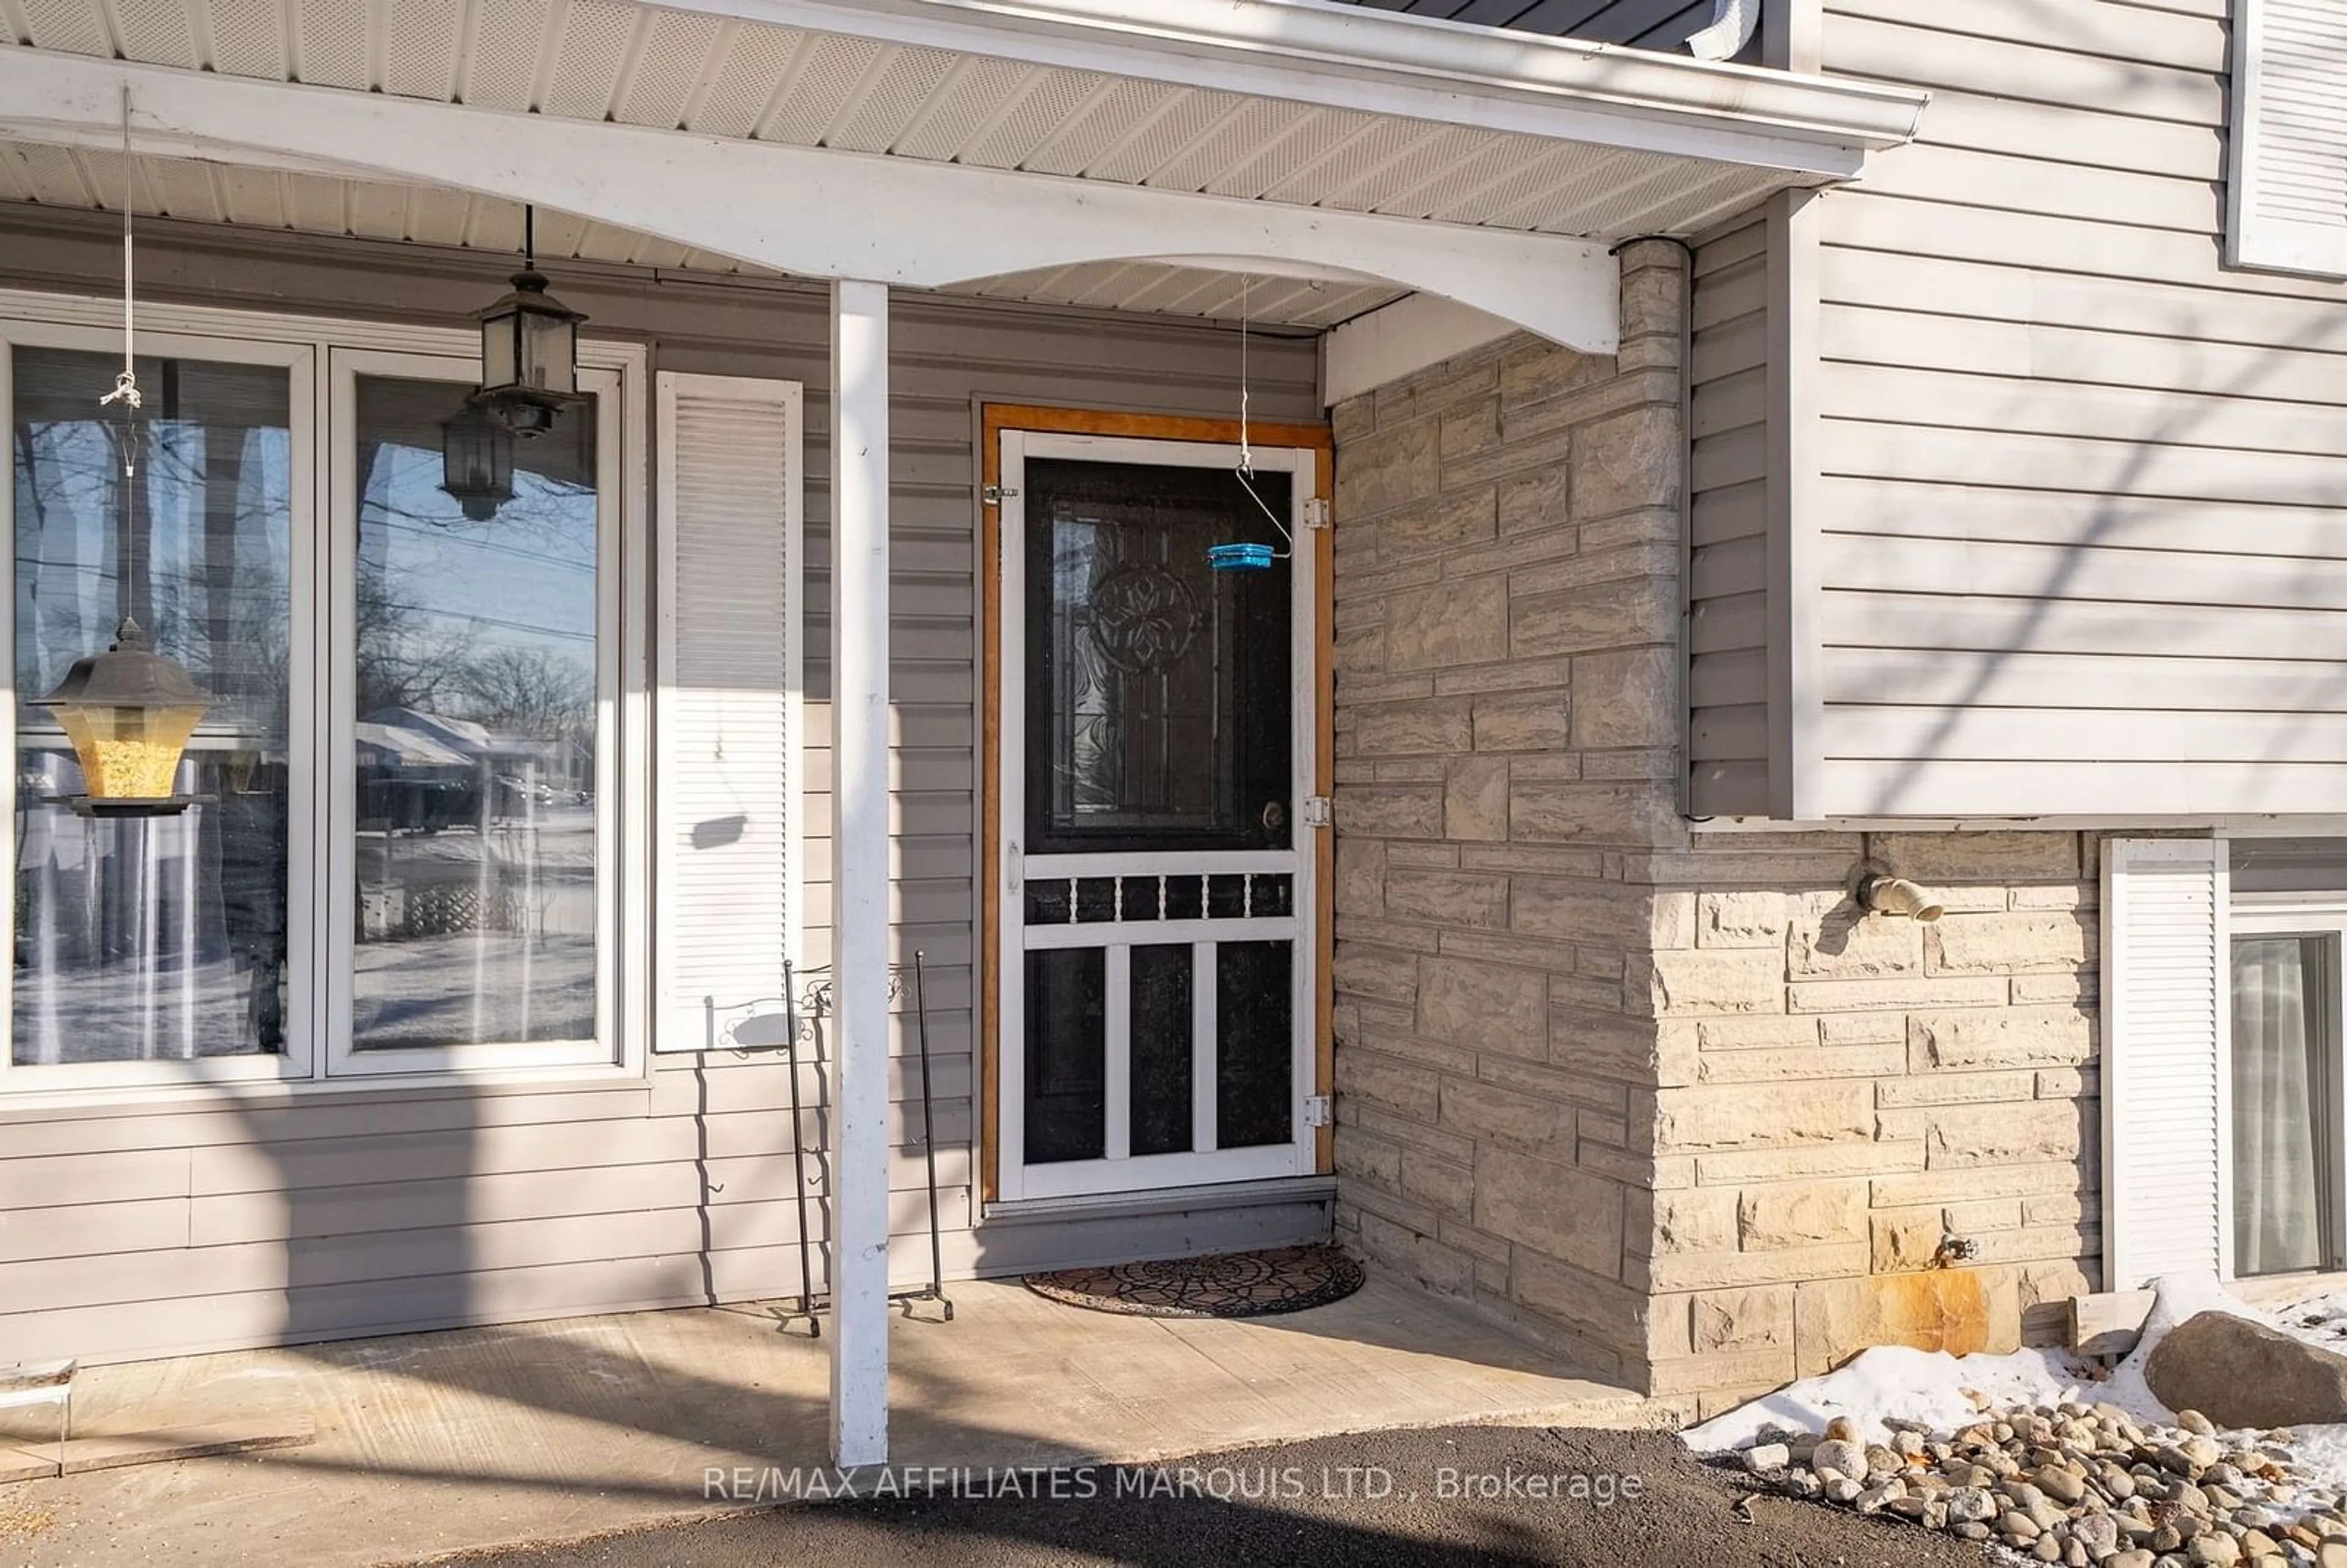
14,414,293,741
350,378,599,1050
10,349,294,1064
354,420,596,753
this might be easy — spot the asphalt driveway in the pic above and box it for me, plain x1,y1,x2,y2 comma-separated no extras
421,1424,1996,1567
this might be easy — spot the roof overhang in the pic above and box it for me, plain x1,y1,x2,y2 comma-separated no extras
0,0,1926,349
648,0,1927,175
0,48,1624,350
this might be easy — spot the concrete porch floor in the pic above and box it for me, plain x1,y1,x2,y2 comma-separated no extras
1,1272,1670,1567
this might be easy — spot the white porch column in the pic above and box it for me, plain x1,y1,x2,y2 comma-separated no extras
828,277,891,1468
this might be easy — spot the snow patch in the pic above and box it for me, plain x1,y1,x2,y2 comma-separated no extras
1682,1344,2113,1454
1683,1271,2301,1457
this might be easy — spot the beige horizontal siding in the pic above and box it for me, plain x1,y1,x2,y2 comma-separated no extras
1824,647,2347,714
1,1184,1335,1365
1816,477,2347,559
1820,592,2347,663
1832,13,2224,124
1809,0,2347,818
1831,0,2224,65
2,1237,959,1366
1815,759,2347,817
0,204,1321,1363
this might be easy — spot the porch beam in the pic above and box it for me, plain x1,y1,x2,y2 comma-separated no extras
0,49,1622,354
1320,293,1519,409
829,278,892,1470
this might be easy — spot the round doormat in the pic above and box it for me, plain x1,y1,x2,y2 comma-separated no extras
1024,1244,1364,1319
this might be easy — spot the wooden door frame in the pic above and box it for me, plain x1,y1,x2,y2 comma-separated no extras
978,403,1335,1204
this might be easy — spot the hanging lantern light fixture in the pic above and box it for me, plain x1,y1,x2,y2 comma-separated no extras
471,204,587,438
37,618,211,816
439,398,515,521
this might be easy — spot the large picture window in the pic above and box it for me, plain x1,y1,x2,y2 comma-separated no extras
0,312,636,1088
348,373,600,1056
11,346,295,1064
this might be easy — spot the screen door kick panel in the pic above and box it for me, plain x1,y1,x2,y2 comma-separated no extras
998,436,1317,1202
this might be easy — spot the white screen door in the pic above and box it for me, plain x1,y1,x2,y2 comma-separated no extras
997,431,1318,1202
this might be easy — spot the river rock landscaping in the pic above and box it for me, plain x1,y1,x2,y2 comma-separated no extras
1737,1399,2347,1567
1686,1275,2347,1568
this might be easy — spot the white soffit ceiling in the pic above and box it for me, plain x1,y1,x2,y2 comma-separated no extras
0,141,1406,328
952,262,1405,329
0,0,1832,239
0,137,758,274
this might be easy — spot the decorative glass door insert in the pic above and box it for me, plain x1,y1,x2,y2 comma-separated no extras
998,433,1316,1201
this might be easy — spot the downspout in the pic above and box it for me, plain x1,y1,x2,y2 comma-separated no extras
1678,243,1698,821
1686,0,1763,62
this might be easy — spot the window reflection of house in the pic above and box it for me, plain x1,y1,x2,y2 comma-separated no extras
351,704,592,969
354,714,474,833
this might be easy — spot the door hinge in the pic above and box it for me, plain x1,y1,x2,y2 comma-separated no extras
1301,497,1331,530
1302,796,1332,828
1304,1094,1333,1128
982,484,1019,505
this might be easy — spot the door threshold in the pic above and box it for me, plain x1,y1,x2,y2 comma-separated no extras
982,1173,1336,1226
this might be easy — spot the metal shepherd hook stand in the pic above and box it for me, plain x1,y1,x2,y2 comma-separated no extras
726,953,955,1333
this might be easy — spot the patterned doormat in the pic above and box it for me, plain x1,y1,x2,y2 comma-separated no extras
1024,1244,1364,1319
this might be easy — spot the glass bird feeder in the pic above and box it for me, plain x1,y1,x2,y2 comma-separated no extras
36,618,211,816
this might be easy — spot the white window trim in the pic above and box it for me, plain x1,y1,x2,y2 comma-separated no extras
0,289,651,1103
2227,898,2347,1281
325,348,623,1077
0,319,321,1092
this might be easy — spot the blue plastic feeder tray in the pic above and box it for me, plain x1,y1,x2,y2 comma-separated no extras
1208,542,1277,572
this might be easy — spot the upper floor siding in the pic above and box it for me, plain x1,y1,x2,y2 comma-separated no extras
1690,0,2347,820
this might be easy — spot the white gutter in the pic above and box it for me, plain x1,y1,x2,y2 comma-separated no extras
652,0,1929,178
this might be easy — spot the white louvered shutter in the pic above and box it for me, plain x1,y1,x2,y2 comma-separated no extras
2227,0,2347,276
656,372,803,1052
2103,838,2230,1288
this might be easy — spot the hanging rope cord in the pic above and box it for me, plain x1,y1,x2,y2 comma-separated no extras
1234,276,1294,559
99,84,142,478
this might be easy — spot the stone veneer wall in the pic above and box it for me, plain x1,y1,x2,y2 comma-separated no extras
1327,241,2100,1412
1639,833,2099,1418
1327,240,1692,1385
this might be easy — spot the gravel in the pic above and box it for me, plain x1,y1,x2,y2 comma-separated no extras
1734,1395,2347,1568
